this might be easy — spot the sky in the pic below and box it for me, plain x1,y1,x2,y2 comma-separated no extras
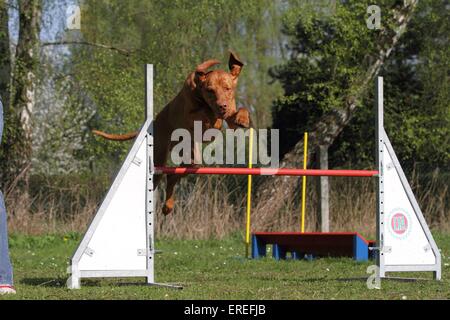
8,0,78,44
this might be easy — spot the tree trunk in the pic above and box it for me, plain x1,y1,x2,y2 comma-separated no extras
0,1,10,108
0,1,11,189
2,0,41,191
317,146,329,232
253,1,418,227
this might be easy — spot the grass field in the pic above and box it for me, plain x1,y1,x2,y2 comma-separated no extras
1,232,449,300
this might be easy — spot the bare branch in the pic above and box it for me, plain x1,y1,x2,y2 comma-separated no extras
41,40,141,56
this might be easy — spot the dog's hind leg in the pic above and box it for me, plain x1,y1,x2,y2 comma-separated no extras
153,125,171,190
162,141,201,215
162,174,181,215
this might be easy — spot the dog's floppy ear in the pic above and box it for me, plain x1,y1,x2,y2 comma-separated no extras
195,59,221,82
228,51,244,79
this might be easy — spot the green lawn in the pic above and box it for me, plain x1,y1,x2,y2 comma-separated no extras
2,232,449,300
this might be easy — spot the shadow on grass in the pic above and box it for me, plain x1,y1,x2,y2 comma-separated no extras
333,276,433,282
20,277,70,287
21,277,183,289
20,277,99,288
254,275,426,284
255,275,353,283
297,276,433,283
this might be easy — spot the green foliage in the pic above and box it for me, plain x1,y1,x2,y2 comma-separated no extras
330,0,450,171
271,0,449,171
271,0,380,156
64,0,286,171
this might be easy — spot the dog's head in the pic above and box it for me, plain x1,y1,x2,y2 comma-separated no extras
193,51,244,119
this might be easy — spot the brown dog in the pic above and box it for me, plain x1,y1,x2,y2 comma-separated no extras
93,52,251,215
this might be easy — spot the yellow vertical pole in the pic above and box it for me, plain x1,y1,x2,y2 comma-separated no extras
301,132,308,233
245,128,254,258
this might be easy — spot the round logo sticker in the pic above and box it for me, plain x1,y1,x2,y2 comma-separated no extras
387,209,412,239
391,213,408,235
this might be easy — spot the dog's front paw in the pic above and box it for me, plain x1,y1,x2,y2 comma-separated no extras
234,108,251,128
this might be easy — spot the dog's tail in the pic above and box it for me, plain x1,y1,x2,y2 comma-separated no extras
92,129,138,141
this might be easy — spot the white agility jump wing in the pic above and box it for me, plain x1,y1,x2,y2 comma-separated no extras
67,122,151,289
376,77,441,280
67,65,179,289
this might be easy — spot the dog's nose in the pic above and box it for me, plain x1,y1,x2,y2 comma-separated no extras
219,104,227,111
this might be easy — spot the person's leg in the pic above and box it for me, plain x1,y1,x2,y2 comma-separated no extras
0,95,15,293
0,191,13,286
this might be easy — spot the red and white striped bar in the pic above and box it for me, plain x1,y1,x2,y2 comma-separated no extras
155,167,378,177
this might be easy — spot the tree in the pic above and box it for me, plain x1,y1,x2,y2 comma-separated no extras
253,0,419,224
61,0,287,171
329,0,450,172
0,1,10,109
0,1,11,188
1,0,42,191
